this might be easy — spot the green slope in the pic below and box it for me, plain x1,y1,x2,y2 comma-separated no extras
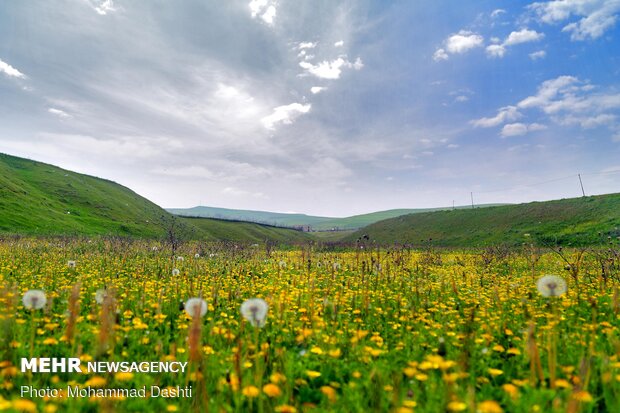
345,193,620,246
0,153,310,243
167,204,506,231
178,217,312,243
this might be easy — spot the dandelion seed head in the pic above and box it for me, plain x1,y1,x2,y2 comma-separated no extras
23,289,47,310
240,298,269,328
194,253,200,259
184,298,208,318
176,256,184,262
95,289,108,305
536,275,567,297
172,268,180,276
67,260,76,268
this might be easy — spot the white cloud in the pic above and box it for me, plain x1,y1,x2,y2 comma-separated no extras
471,106,521,128
48,108,71,118
298,42,317,49
434,30,483,61
334,40,344,47
479,76,620,140
560,113,617,128
486,29,544,58
249,0,277,25
310,86,326,94
445,31,484,54
501,123,528,137
501,122,547,137
94,0,116,15
491,9,506,18
454,95,469,103
504,29,545,46
486,44,506,58
261,103,311,129
299,57,363,79
0,58,26,79
433,48,449,61
529,50,547,60
529,0,620,40
517,75,579,110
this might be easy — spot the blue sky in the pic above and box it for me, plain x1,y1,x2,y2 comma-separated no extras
0,0,619,216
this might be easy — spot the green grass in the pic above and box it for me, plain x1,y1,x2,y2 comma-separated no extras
167,204,506,231
0,153,311,244
345,193,620,246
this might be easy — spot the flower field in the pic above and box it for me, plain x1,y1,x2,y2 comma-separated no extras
1,239,619,413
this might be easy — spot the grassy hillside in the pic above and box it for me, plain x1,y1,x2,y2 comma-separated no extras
345,193,620,246
0,153,311,243
178,217,312,243
167,204,506,231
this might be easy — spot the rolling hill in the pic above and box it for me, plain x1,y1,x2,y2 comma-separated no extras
0,153,310,243
166,204,506,231
345,193,620,246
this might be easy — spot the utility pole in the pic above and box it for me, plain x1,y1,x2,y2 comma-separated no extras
578,174,586,197
470,192,474,209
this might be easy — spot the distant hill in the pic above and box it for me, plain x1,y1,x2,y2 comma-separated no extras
0,153,311,243
166,204,506,231
345,193,620,246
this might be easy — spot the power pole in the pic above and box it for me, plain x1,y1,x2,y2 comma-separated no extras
578,174,586,197
470,192,474,209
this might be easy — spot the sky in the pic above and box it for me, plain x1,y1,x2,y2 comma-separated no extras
1,0,619,217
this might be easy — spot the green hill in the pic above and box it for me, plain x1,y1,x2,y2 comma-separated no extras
167,204,506,231
345,193,620,246
0,153,310,243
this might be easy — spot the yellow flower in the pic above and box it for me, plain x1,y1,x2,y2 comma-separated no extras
352,371,361,379
447,401,467,412
306,370,321,379
502,383,519,399
488,368,503,377
43,338,58,345
320,386,337,402
114,372,134,381
403,367,416,377
328,348,341,358
270,372,287,384
11,399,37,413
572,391,593,402
310,346,323,355
477,400,503,413
85,376,107,387
166,406,179,412
262,383,282,398
396,408,414,413
275,406,297,413
555,379,571,389
242,386,260,398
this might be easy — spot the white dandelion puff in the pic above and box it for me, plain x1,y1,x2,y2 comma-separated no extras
152,246,158,251
95,289,108,305
194,253,200,259
176,256,184,262
23,290,47,310
278,260,287,269
67,260,76,268
536,275,567,297
240,298,269,328
184,298,208,318
172,268,180,276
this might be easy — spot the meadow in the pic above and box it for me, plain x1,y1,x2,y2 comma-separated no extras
0,238,619,413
